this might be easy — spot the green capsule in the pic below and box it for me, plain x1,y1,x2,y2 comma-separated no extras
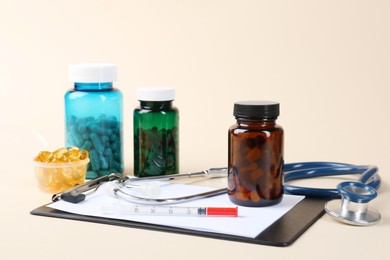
81,140,92,151
86,171,98,179
90,133,104,152
89,149,100,171
101,135,110,146
77,119,88,133
98,152,109,170
100,117,118,128
90,124,113,136
111,138,120,151
70,125,83,147
110,133,118,142
104,148,114,167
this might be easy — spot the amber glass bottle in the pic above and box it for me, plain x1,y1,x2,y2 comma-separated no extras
228,101,284,207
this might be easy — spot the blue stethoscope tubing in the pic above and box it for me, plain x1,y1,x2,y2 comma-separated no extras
284,162,381,199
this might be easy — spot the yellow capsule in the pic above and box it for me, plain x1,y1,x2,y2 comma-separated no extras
61,157,72,163
79,150,89,160
34,147,90,164
64,149,80,162
48,168,66,192
50,157,61,163
62,165,85,187
37,151,53,162
53,147,68,159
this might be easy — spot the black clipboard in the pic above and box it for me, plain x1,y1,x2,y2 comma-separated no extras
31,198,326,247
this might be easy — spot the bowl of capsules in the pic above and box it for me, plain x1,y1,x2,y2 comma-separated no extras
33,147,90,193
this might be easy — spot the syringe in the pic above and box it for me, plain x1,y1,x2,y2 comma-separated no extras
102,204,238,217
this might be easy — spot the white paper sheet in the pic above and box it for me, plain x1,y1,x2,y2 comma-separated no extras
48,183,304,238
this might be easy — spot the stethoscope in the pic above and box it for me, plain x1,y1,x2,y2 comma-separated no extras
284,162,381,226
52,162,381,226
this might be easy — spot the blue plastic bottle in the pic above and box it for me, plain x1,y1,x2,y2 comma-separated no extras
65,64,123,179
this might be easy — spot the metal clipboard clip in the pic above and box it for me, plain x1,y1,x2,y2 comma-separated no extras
52,173,124,203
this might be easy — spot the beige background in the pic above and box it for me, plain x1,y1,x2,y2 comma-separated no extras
0,0,389,259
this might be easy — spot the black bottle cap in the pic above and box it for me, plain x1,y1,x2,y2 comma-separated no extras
233,101,280,119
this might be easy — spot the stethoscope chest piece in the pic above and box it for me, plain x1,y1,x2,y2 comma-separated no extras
325,181,381,226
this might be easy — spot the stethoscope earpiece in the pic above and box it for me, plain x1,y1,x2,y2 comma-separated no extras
324,181,381,226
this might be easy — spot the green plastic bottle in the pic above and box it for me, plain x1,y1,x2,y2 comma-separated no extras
133,88,179,177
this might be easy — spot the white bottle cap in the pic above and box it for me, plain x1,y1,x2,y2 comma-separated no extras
69,64,117,83
137,87,175,101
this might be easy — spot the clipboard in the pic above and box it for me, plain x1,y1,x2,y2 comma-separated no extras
31,198,327,247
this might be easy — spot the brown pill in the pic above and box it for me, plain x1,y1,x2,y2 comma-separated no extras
246,147,262,162
251,168,264,180
236,191,250,201
250,190,261,203
240,163,257,173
